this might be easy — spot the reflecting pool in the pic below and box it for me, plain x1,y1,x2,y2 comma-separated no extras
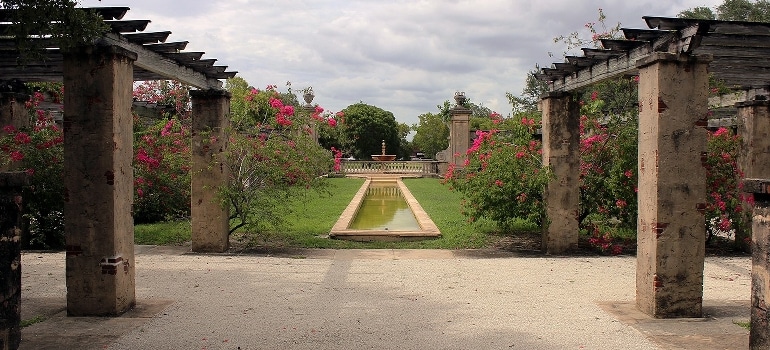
348,182,421,230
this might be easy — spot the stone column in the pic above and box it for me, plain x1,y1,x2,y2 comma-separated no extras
737,98,770,250
635,53,710,318
0,172,27,350
744,179,770,349
449,92,471,168
190,89,231,253
540,91,580,254
62,45,136,316
0,92,30,133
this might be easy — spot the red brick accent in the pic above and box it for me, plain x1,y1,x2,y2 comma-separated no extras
65,245,83,257
653,222,669,238
653,274,663,290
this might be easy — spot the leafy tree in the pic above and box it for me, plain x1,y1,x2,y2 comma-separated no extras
396,122,413,159
411,112,449,159
678,6,717,19
680,0,770,21
507,68,549,115
718,0,770,21
340,103,400,160
225,77,250,127
1,0,109,61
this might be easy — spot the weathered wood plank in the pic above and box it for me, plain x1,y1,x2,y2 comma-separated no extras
699,33,770,48
698,45,770,58
163,51,204,63
622,28,674,41
144,41,188,53
0,7,129,22
601,39,649,51
583,48,625,59
105,20,150,33
0,38,58,50
122,31,171,44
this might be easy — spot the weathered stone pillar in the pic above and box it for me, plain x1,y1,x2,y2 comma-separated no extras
540,91,580,254
636,53,710,318
744,179,770,350
190,89,231,253
0,172,27,350
0,92,30,133
62,45,136,316
737,98,770,249
448,92,471,168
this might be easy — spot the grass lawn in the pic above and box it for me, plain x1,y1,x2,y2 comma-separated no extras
135,177,501,249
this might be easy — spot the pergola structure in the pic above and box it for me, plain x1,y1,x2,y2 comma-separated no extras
0,7,237,335
535,15,770,345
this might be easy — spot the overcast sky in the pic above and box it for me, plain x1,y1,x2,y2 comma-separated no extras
81,0,721,126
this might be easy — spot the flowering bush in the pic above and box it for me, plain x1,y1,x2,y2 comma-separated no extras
132,80,191,118
0,89,65,249
579,87,749,254
578,91,638,254
131,81,194,223
444,113,552,230
704,127,750,247
132,117,191,223
222,84,336,240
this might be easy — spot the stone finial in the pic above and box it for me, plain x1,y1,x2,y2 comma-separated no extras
302,87,315,107
454,91,466,106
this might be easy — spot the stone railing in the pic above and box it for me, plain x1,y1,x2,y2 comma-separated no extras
340,160,441,176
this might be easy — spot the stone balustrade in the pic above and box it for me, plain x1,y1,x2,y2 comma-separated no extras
339,160,440,176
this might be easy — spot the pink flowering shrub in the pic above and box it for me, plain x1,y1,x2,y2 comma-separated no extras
704,127,750,247
578,93,638,254
0,86,65,249
132,80,191,117
444,113,553,229
222,84,336,237
579,87,749,254
132,81,194,223
132,117,192,223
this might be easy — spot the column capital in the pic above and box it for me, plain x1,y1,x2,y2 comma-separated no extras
539,91,572,100
64,44,138,62
190,88,231,99
636,52,713,70
736,97,770,108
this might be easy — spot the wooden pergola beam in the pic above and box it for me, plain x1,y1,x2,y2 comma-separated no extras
97,32,223,89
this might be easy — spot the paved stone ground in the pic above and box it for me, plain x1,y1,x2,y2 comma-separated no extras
19,246,750,350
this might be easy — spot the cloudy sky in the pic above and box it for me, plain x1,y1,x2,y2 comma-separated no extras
81,0,721,126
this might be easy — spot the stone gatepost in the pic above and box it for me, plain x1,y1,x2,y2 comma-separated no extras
737,98,770,249
635,53,710,318
190,89,231,253
0,172,27,350
0,92,30,133
744,179,770,349
448,92,470,168
540,91,580,254
62,45,136,316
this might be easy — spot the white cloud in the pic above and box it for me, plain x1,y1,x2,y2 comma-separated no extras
80,0,723,125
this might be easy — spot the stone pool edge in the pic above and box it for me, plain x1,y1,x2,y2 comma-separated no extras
329,177,441,241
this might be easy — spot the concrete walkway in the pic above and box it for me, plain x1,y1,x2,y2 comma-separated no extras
20,246,750,349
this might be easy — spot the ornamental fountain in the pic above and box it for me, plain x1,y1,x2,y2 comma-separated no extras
371,140,396,161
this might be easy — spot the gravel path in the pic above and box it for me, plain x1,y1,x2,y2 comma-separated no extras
20,247,751,350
